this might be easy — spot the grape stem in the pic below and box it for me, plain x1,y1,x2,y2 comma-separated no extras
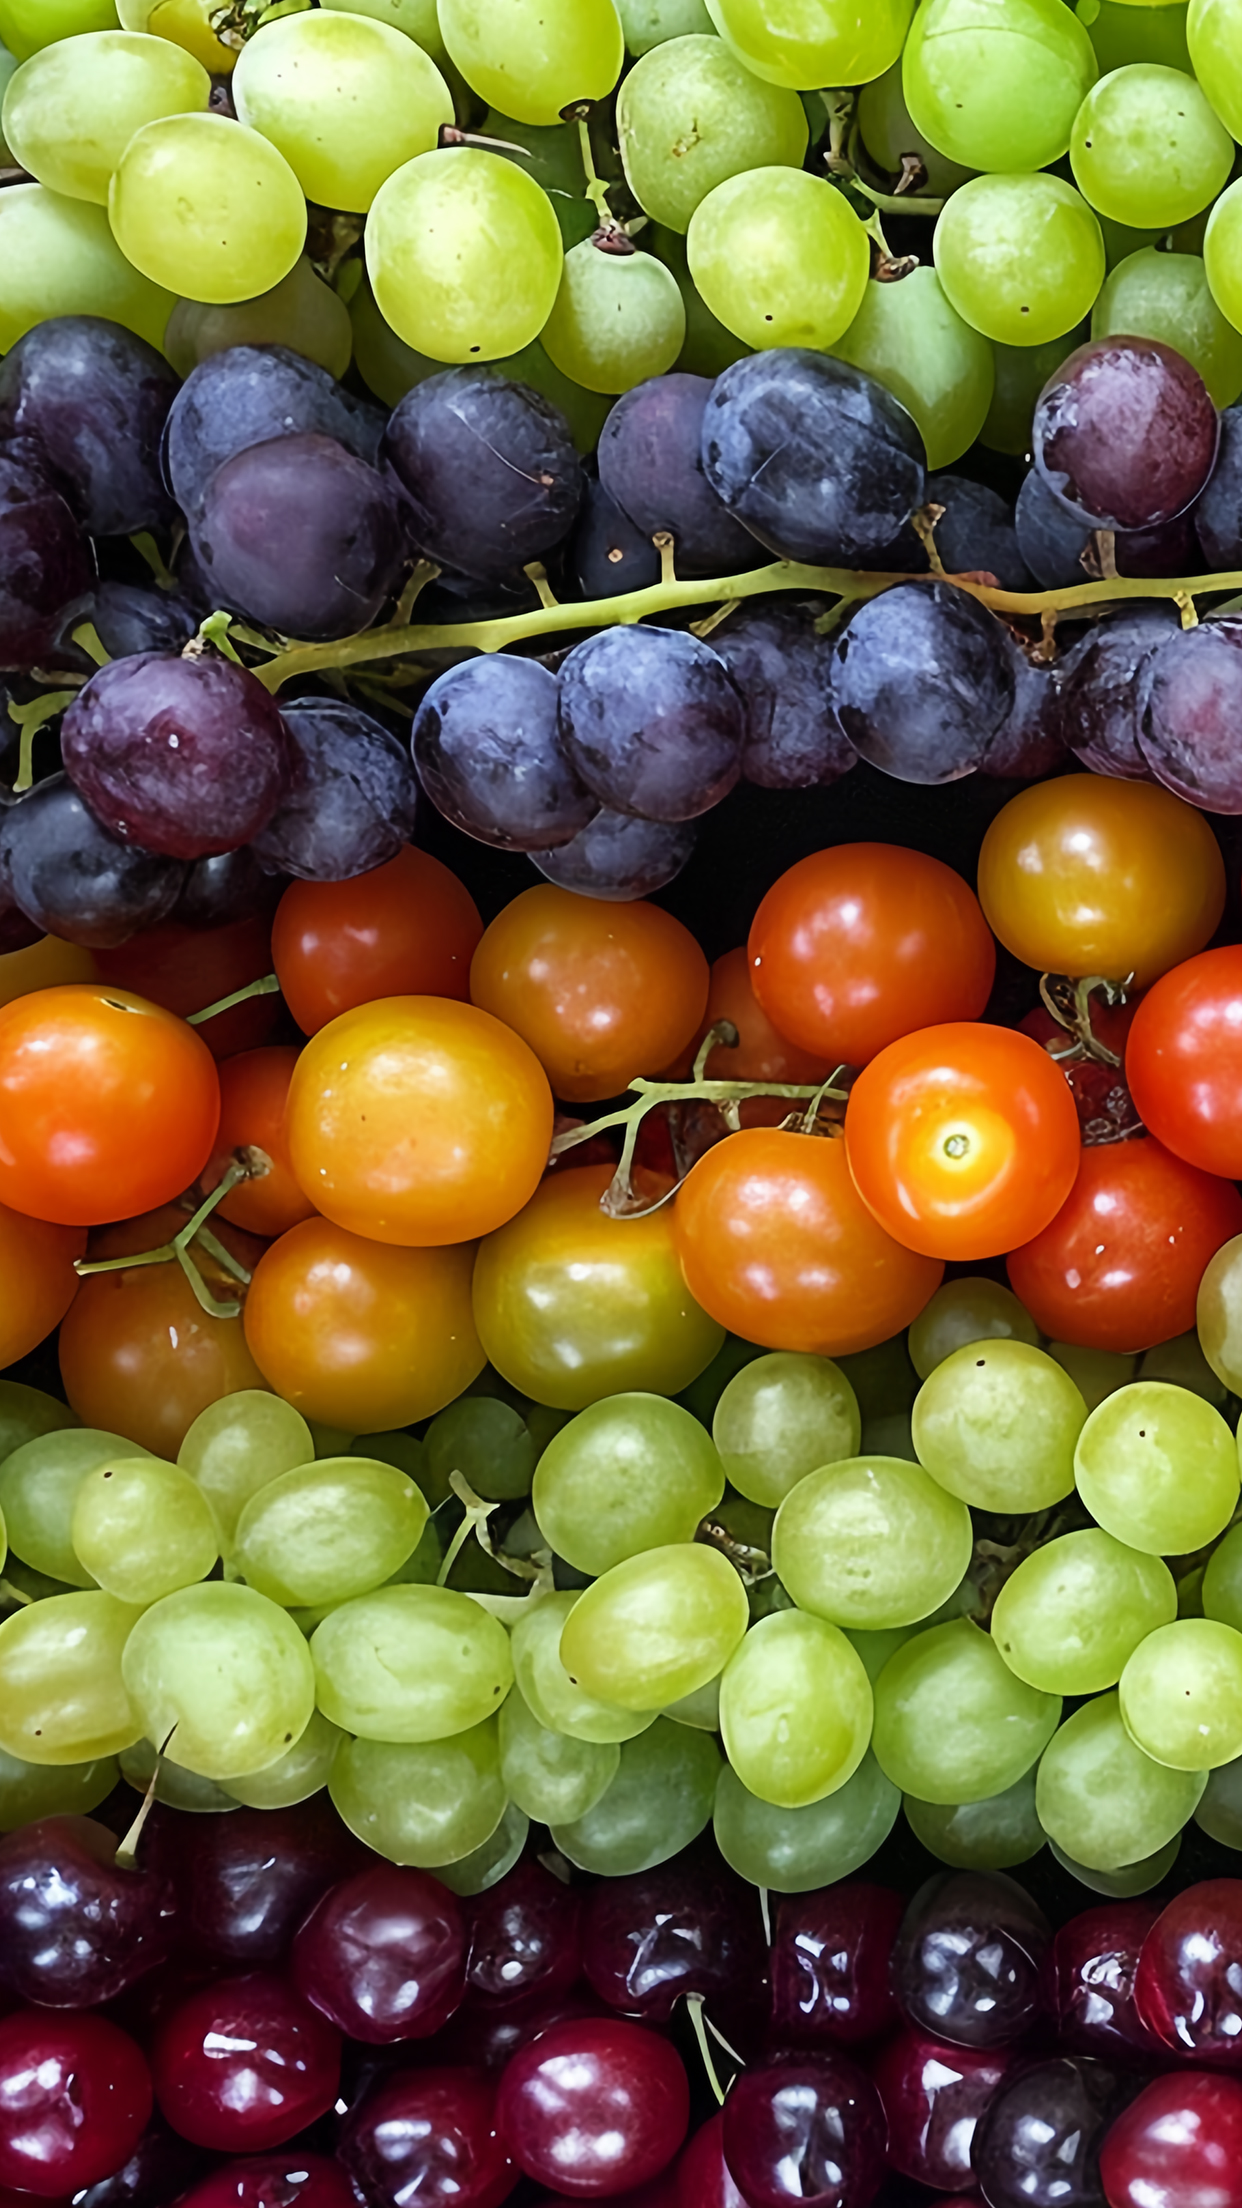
186,971,281,1027
72,1149,271,1319
7,689,83,792
1038,971,1132,1068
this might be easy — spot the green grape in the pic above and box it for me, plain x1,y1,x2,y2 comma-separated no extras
687,168,869,351
714,1749,900,1890
720,1610,872,1808
438,0,623,125
904,0,1098,172
845,1623,920,1682
233,1458,427,1610
836,267,994,471
0,1591,141,1764
551,1715,720,1873
0,0,119,58
311,1584,512,1742
859,1411,917,1461
1070,63,1231,228
873,1618,1061,1803
225,1709,345,1810
367,148,562,362
178,1391,314,1550
0,183,171,350
117,0,234,74
908,1279,1040,1380
533,1393,724,1576
991,1529,1176,1696
121,1582,316,1781
912,1340,1086,1514
1203,1521,1242,1633
3,29,208,204
703,0,914,89
904,1767,1044,1869
0,26,14,148
617,34,807,234
647,222,752,378
354,1428,426,1479
437,1800,529,1896
321,0,450,64
1047,1339,1138,1411
108,113,306,306
559,1544,749,1712
857,56,976,195
424,1399,535,1507
233,11,451,215
307,1421,358,1459
1074,1381,1239,1554
664,1673,722,1729
0,1744,117,1830
71,1456,218,1606
981,326,1085,452
165,257,353,382
1194,1749,1242,1844
1188,0,1242,137
712,1352,860,1511
1088,0,1191,71
499,1684,620,1823
1139,1327,1231,1407
1119,1617,1242,1769
331,1719,506,1866
2,1560,73,1605
0,1381,78,1466
540,240,686,396
835,1334,920,1422
1198,1231,1242,1391
1035,1689,1206,1867
772,1456,974,1630
1206,181,1242,343
1179,1563,1207,1618
1049,1834,1181,1895
618,0,714,47
350,278,610,448
512,1591,655,1743
934,173,1105,346
476,105,595,235
0,1427,155,1588
120,1737,238,1813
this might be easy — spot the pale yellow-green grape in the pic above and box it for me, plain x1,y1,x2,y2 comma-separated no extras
178,1391,314,1550
0,0,119,59
551,1714,720,1873
511,1591,655,1743
2,30,208,203
846,1623,920,1683
225,1710,346,1810
1202,179,1242,335
772,1456,974,1630
541,242,686,396
121,1582,315,1780
438,1800,530,1895
835,267,994,473
991,1529,1176,1695
109,113,307,305
311,1584,512,1741
1088,0,1191,75
1050,1835,1182,1896
533,1393,724,1576
934,173,1106,346
0,1380,79,1464
1074,1381,1239,1554
331,1720,506,1866
233,1458,428,1610
1071,63,1232,227
1189,0,1242,137
1203,1522,1242,1634
0,1745,117,1829
1035,1690,1206,1868
559,1544,749,1711
116,0,236,74
873,1618,1061,1803
438,0,623,123
119,1737,238,1813
0,1427,156,1589
0,184,172,350
857,56,976,196
367,149,562,362
71,1456,219,1607
618,0,715,49
1139,1328,1231,1409
720,1611,873,1808
712,1352,860,1510
647,222,752,379
1119,1618,1242,1769
687,168,869,351
499,1683,620,1824
908,1279,1040,1380
981,327,1085,453
233,11,451,214
714,1750,901,1891
322,0,449,63
664,1673,721,1730
903,0,1098,173
0,1591,141,1764
350,278,611,449
165,258,353,382
912,1340,1087,1513
1198,1232,1242,1391
1047,1339,1138,1411
1194,1750,1242,1845
704,0,913,89
904,1768,1044,1870
424,1398,534,1506
617,34,807,233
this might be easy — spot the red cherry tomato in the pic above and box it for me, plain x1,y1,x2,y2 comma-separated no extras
845,1023,1082,1261
1125,946,1242,1179
272,846,482,1036
0,1206,85,1368
94,914,280,1059
669,947,836,1134
203,1047,317,1240
1019,995,1141,1145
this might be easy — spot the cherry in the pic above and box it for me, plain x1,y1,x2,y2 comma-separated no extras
1099,2071,1242,2208
892,1872,1051,2049
768,1884,904,2048
433,1986,611,2075
291,1863,467,2044
1048,1903,1163,2062
159,1799,363,1966
497,2017,690,2196
870,2025,1017,2191
175,2152,358,2208
151,1971,341,2152
972,2056,1130,2208
75,2125,202,2208
676,2113,748,2208
0,1815,176,2009
338,2064,515,2208
580,1847,767,2036
466,1861,582,2010
0,2009,153,2197
721,2054,888,2208
1133,1879,1242,2062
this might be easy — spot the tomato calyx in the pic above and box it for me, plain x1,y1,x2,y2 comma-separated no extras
1027,972,1144,1149
72,1145,272,1319
1037,971,1132,1068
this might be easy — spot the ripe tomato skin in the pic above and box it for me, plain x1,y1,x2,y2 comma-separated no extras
203,1048,317,1240
1125,946,1242,1180
747,843,996,1066
1007,1136,1242,1353
977,776,1225,988
0,986,221,1227
244,1217,484,1431
472,1164,725,1409
673,1127,943,1356
845,1022,1082,1261
0,1206,85,1367
285,996,553,1247
272,846,482,1037
94,913,281,1059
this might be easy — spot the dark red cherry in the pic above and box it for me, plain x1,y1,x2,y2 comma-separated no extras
580,1846,766,2033
0,1815,176,2009
175,2151,357,2208
677,2112,748,2208
1048,1903,1163,2062
498,2017,690,2196
1099,2071,1242,2208
75,2124,202,2208
338,2064,515,2208
535,2172,681,2208
466,1861,582,2010
892,1872,1050,2049
158,1799,363,1966
871,2025,1016,2191
291,1864,467,2044
722,2054,887,2208
0,2009,152,2197
151,1972,341,2151
769,1884,904,2048
972,2056,1130,2208
1134,1879,1242,2062
434,1986,611,2075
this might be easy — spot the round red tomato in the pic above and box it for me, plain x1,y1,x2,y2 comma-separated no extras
1125,946,1242,1179
272,846,482,1036
203,1047,317,1240
95,913,281,1059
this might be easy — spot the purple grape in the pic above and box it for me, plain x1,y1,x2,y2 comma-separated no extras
382,368,583,584
0,773,186,945
0,315,178,536
892,1871,1051,2050
711,599,857,789
191,434,408,642
572,475,662,600
53,581,199,671
0,451,95,670
530,806,698,899
885,472,1032,591
830,580,1013,782
251,697,418,879
701,349,926,567
557,624,744,820
0,885,43,955
1015,465,1196,589
61,650,293,860
1051,605,1177,779
176,845,284,927
0,1814,176,2007
163,343,385,521
1033,338,1219,532
980,643,1067,779
598,373,758,576
972,2055,1129,2208
1138,613,1242,811
1196,400,1242,569
412,655,596,852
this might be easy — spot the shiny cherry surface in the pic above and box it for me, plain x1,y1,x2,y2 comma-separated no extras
0,1815,176,2008
972,2057,1128,2208
722,2054,888,2208
434,1987,610,2076
338,2064,515,2208
1133,1879,1242,2061
497,2018,690,2197
291,1863,467,2044
1099,2071,1242,2208
677,2113,748,2208
870,2026,1016,2190
892,1871,1051,2048
175,2152,358,2208
161,1799,362,1966
76,2126,202,2208
1049,1902,1162,2061
769,1884,904,2048
466,1861,582,2010
580,1846,766,2028
151,1972,341,2152
0,2009,153,2197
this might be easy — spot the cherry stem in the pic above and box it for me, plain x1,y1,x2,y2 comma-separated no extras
73,1150,269,1318
115,1728,175,1870
684,1996,727,2107
187,971,281,1027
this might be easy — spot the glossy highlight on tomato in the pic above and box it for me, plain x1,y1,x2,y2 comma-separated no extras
272,846,483,1037
1125,945,1242,1181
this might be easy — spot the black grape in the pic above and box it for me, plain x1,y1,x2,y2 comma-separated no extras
1195,401,1242,567
830,581,1014,783
163,344,385,520
0,315,178,536
885,473,1032,591
981,643,1067,779
413,656,597,852
191,434,407,641
251,698,418,880
1052,606,1177,779
0,452,95,671
572,477,662,600
1033,337,1218,532
711,600,857,788
531,807,698,900
0,774,186,946
700,350,926,567
176,846,284,928
1139,614,1242,812
53,581,199,671
597,374,758,576
382,368,583,584
557,625,744,820
1016,465,1197,588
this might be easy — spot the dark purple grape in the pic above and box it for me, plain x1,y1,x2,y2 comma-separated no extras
175,846,284,927
382,368,583,584
598,374,758,576
0,315,178,536
465,1860,581,2011
1051,606,1177,779
722,2055,888,2208
54,581,200,668
1195,399,1242,567
701,350,926,567
531,806,697,899
1049,1902,1162,2062
1138,614,1242,811
76,2125,204,2208
0,1815,176,2007
250,697,417,879
830,580,1013,782
711,600,857,789
159,1800,362,1969
572,475,662,600
0,451,95,670
0,889,43,955
412,656,596,851
557,625,743,819
769,1884,904,2049
981,643,1068,779
163,344,384,520
892,1871,1051,2050
886,472,1032,591
61,650,293,859
291,1864,467,2044
580,1847,766,2027
0,773,186,945
1033,338,1219,531
191,434,408,642
1015,465,1196,588
973,2056,1130,2208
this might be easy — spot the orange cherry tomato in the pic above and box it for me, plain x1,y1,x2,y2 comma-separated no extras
683,944,836,1129
0,1205,85,1367
0,936,96,1009
845,1022,1082,1261
285,996,553,1246
747,843,996,1066
0,987,221,1227
244,1216,484,1431
977,776,1225,988
272,846,483,1036
203,1047,317,1240
469,885,710,1104
94,913,281,1058
673,1126,943,1355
